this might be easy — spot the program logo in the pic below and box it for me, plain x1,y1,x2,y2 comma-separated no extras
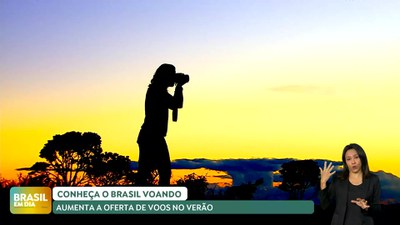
10,187,52,214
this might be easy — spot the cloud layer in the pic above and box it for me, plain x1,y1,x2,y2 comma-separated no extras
131,158,400,204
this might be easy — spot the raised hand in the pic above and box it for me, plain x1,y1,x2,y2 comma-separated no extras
319,161,336,190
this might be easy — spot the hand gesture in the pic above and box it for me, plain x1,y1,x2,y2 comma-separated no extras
319,161,336,190
351,198,370,210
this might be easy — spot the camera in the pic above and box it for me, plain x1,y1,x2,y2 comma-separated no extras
175,73,189,85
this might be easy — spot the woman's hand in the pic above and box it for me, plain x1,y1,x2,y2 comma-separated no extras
319,161,336,190
351,198,370,210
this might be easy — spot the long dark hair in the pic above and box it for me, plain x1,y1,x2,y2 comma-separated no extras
150,63,176,85
340,143,371,179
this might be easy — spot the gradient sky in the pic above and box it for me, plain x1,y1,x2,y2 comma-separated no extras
1,0,400,179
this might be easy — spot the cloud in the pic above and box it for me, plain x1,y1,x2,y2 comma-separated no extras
131,158,400,203
172,158,291,186
375,170,400,204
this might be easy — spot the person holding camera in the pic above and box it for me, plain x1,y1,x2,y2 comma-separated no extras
136,63,189,186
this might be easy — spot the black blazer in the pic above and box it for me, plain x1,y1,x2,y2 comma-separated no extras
319,173,381,225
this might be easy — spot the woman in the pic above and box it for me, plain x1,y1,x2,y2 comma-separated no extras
319,143,381,225
136,63,187,186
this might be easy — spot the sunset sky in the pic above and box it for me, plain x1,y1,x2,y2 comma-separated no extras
1,0,400,180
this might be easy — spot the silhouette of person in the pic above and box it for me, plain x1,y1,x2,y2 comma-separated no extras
319,143,381,225
136,63,189,186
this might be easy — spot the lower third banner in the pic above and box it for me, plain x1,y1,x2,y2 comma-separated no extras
53,200,314,214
